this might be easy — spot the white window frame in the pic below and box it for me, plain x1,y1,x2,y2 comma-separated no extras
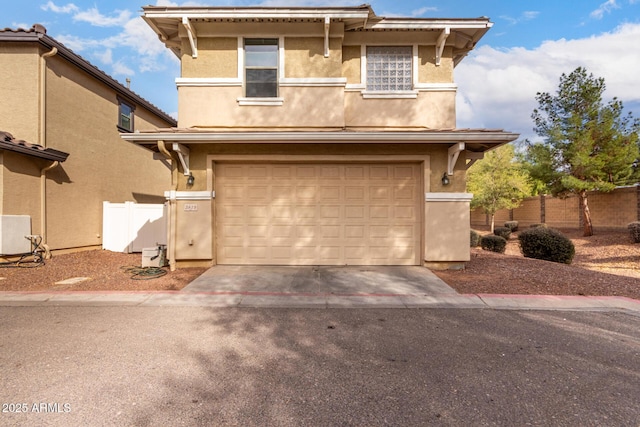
237,36,285,106
363,44,418,99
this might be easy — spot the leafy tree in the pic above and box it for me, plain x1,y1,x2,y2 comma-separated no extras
467,144,531,232
526,67,639,236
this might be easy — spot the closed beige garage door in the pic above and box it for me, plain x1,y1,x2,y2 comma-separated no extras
216,163,421,265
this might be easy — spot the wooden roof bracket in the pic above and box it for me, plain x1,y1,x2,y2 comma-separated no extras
324,16,331,57
182,17,198,58
447,142,464,175
172,142,190,175
435,27,450,66
465,151,484,169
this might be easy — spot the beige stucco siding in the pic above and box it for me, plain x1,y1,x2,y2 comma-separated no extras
178,85,345,128
345,91,456,129
418,46,453,83
424,199,471,262
0,46,173,252
182,37,238,78
341,45,361,84
0,152,43,229
39,55,172,250
284,37,342,78
0,43,40,142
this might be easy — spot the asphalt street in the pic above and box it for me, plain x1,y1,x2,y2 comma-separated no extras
1,307,639,426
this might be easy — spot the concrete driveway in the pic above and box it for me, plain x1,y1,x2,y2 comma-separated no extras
182,265,457,296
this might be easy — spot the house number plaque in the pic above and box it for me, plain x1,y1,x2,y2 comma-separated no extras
184,203,198,212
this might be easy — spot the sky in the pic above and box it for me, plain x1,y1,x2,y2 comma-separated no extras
4,0,640,141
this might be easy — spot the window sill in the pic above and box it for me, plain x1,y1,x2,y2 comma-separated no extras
237,97,284,106
117,125,133,133
361,91,418,99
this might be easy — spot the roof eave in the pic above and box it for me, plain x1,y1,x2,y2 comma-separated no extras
0,141,69,162
121,130,519,152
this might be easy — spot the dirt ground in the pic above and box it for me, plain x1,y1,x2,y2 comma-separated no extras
0,228,639,300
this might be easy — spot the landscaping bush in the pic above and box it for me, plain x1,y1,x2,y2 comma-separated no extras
628,222,640,243
470,229,481,247
493,226,511,240
518,227,575,264
480,235,507,253
504,221,519,232
529,223,548,229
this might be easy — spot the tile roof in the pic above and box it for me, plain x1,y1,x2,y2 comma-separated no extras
0,131,69,162
0,24,177,126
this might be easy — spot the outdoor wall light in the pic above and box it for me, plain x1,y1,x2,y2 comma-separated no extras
441,172,450,186
187,172,195,186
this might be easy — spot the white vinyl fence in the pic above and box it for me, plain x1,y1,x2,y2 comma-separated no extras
102,202,167,253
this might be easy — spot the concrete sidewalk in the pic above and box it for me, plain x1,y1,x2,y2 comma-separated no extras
0,290,639,314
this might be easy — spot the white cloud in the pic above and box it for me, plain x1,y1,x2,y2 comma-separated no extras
590,0,620,19
500,10,540,26
95,49,113,65
11,22,31,30
73,7,132,27
410,7,438,17
455,22,640,140
112,60,135,76
41,1,78,14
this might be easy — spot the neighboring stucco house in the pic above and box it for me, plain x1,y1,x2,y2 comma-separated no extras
0,24,177,255
124,4,518,270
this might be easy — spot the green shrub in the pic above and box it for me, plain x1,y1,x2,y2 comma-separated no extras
628,222,640,243
494,226,512,240
504,221,519,232
480,235,507,253
529,223,549,229
518,227,575,264
470,230,481,247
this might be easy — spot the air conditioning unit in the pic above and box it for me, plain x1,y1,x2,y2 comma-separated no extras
0,215,32,255
141,245,167,268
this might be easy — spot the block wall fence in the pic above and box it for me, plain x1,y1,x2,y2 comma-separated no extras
471,185,640,230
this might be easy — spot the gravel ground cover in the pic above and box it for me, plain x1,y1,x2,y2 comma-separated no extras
434,228,640,300
0,229,638,299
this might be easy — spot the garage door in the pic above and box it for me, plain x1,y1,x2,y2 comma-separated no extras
215,163,421,265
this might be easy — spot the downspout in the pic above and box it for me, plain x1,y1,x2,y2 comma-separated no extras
158,140,177,271
39,46,58,251
40,161,59,258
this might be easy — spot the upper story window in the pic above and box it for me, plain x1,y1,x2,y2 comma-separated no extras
366,46,413,91
117,98,135,132
244,38,278,98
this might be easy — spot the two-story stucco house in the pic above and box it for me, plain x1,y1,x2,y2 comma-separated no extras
124,4,518,270
0,24,176,256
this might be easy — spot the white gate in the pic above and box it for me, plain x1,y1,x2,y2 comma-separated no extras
102,202,167,253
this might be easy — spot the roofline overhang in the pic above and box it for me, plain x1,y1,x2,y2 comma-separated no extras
141,5,373,20
142,5,493,62
0,140,69,162
121,130,519,151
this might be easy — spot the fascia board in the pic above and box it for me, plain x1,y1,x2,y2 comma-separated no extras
143,10,370,20
121,131,519,144
368,20,492,30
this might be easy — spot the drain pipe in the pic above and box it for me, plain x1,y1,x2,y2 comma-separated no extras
39,46,58,253
158,140,178,271
40,161,59,257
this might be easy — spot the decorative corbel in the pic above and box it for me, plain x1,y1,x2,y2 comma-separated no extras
447,142,465,175
172,142,190,176
182,17,198,58
465,152,484,169
435,27,450,66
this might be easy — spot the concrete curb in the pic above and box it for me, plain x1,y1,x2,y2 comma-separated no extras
0,290,639,313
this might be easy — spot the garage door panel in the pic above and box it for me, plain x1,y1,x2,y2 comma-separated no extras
216,163,420,265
